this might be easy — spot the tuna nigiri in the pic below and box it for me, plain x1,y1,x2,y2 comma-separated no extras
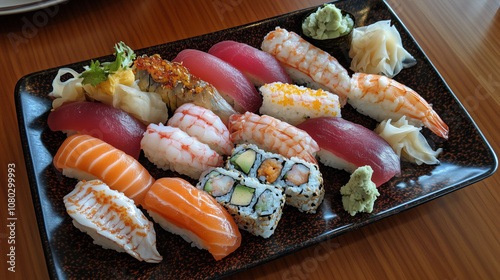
167,103,233,155
208,40,293,87
143,177,241,260
64,180,162,263
261,27,351,106
134,55,238,125
229,112,320,163
172,49,263,113
47,101,146,159
296,117,400,187
141,123,224,179
53,134,154,205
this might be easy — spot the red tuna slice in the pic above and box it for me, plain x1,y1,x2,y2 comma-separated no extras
172,49,262,113
296,117,400,187
208,40,292,87
47,102,146,159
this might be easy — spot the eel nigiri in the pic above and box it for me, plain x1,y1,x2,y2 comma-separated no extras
47,101,146,159
172,49,263,113
167,103,233,155
208,40,292,87
53,134,154,205
229,112,320,163
348,73,449,139
296,117,400,187
64,180,162,263
261,27,351,106
133,54,238,125
141,123,224,179
143,177,241,260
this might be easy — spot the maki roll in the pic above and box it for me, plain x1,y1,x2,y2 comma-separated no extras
226,144,286,184
197,168,286,238
277,157,325,214
227,144,325,214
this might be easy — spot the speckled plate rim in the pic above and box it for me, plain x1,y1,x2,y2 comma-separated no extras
14,0,498,279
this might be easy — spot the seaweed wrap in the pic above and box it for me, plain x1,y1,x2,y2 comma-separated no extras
197,168,285,238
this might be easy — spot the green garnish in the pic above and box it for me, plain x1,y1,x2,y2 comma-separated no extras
79,41,136,86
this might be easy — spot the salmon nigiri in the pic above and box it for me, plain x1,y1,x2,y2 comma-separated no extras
64,180,162,263
143,177,241,261
53,133,154,205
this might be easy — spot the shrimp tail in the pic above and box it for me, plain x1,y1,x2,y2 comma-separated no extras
423,110,449,139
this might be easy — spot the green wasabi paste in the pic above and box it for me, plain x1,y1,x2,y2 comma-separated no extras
340,165,380,216
302,4,354,39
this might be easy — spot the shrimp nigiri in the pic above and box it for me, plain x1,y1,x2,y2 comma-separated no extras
167,103,233,155
229,112,319,163
141,123,224,179
133,55,238,125
53,134,154,205
261,27,351,106
64,180,162,263
143,177,241,261
349,73,449,139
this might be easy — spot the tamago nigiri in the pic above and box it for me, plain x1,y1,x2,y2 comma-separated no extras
143,177,241,260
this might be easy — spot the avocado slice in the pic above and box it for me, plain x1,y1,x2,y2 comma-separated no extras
254,190,274,216
230,150,256,174
230,184,255,206
203,180,213,194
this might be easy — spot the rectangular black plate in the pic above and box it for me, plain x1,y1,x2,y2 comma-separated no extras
15,0,498,279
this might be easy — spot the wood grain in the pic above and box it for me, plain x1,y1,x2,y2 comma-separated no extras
1,0,499,279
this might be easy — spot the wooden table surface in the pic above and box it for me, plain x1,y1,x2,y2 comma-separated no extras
1,0,499,279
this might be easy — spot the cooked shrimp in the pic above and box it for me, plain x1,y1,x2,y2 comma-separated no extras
167,103,233,155
349,73,449,139
261,27,351,106
229,112,319,163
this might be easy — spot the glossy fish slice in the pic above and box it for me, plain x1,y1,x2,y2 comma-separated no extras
134,55,238,125
143,177,241,261
64,180,162,263
208,40,293,87
47,101,146,159
53,133,154,205
296,117,401,187
172,49,263,113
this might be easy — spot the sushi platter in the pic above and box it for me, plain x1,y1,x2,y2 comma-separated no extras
15,0,497,279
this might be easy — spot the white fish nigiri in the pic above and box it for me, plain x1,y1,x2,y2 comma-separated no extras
63,180,162,263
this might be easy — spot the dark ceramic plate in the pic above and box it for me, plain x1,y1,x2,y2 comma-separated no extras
15,0,498,279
